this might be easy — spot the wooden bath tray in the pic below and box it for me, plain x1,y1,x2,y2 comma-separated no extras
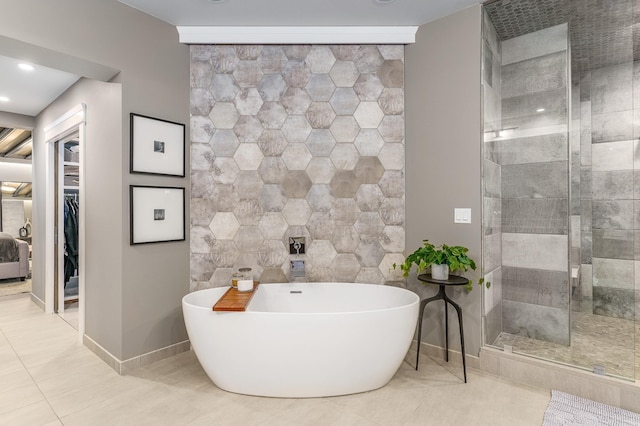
213,282,259,312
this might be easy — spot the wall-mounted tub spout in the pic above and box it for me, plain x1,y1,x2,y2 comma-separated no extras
291,260,305,278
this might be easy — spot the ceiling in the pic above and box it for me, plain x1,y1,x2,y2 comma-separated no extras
118,0,480,27
484,0,638,76
0,54,80,117
121,0,638,76
0,54,79,164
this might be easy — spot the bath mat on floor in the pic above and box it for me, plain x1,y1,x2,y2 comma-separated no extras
542,390,640,425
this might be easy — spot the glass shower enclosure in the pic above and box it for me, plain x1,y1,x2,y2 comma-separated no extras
481,0,637,381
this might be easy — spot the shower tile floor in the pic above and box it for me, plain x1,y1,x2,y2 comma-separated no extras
0,293,552,425
492,310,640,380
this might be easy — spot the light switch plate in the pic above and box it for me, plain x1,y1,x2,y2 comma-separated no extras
454,208,472,224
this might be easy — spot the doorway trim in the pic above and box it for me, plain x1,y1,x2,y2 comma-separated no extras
44,103,86,340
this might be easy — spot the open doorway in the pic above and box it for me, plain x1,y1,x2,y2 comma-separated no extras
0,127,33,297
44,104,85,338
54,131,80,328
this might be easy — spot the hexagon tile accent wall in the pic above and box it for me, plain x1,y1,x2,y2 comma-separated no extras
189,44,405,290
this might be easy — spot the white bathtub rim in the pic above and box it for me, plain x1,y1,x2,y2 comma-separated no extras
182,282,420,315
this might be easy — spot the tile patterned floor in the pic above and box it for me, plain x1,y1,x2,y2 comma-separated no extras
0,293,551,425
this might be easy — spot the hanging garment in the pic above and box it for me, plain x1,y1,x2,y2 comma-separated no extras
63,198,79,286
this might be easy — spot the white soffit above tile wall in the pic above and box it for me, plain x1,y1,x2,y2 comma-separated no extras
177,26,419,45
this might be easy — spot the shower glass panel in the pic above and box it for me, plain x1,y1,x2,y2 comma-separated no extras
481,0,636,381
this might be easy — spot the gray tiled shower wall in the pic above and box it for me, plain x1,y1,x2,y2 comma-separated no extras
189,45,406,290
483,23,571,346
579,60,638,320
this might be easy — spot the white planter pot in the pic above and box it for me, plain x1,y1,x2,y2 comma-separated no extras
431,264,449,280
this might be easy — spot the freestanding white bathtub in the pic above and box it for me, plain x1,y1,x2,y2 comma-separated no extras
182,282,419,398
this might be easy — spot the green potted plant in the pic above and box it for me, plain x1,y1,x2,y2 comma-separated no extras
394,240,489,291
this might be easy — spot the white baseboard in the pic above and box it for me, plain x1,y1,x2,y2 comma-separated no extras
83,335,191,375
30,292,45,310
410,339,480,370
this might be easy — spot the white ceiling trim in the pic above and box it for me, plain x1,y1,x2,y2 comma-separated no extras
177,26,419,45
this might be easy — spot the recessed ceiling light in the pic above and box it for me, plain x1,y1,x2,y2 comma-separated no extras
18,63,35,72
0,96,9,102
536,108,545,112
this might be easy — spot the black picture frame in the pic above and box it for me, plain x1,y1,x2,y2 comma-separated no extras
130,113,185,177
130,185,185,245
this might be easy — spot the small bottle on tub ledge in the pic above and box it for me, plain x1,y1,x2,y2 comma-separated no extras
237,267,253,292
231,272,242,289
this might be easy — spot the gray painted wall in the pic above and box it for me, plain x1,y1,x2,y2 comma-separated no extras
1,0,190,361
405,5,484,356
34,78,124,356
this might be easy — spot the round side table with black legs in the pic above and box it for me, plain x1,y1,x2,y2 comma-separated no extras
416,273,468,383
